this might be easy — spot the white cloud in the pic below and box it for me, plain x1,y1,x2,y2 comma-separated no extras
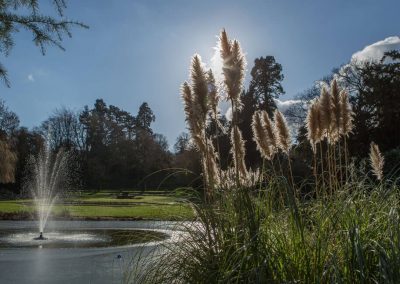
335,36,400,85
27,74,35,82
351,36,400,63
274,99,302,113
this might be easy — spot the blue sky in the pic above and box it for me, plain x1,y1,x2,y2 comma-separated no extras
1,0,399,147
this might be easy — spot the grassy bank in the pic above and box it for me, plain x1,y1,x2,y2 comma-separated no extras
0,190,194,220
133,179,400,283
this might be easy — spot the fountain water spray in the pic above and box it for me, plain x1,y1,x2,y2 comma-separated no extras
27,137,71,239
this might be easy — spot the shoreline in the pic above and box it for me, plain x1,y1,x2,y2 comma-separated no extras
0,212,190,221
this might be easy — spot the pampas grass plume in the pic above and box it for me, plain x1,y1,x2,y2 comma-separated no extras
339,90,354,137
369,142,384,181
252,111,272,160
231,126,247,178
274,110,291,154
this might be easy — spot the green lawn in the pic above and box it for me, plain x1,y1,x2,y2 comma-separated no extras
0,190,195,220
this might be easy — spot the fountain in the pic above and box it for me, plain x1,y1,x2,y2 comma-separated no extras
26,138,70,240
2,135,172,251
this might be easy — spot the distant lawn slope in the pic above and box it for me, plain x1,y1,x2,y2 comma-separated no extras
0,190,194,220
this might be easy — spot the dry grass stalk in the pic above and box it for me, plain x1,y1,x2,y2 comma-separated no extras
220,167,260,190
219,29,231,62
329,79,341,143
204,139,220,187
319,86,332,142
274,110,291,154
219,29,245,113
369,142,384,181
252,111,272,160
306,99,324,194
181,82,200,138
220,29,248,183
231,126,247,179
339,90,354,137
190,55,209,123
261,111,277,151
206,69,219,119
181,56,220,192
306,99,322,153
339,90,354,182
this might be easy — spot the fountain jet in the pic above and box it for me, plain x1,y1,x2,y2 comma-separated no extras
26,134,70,237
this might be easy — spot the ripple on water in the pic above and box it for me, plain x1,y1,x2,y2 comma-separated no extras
0,229,169,249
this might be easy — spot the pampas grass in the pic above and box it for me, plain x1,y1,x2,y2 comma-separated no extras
305,79,357,192
252,111,273,160
190,55,209,123
219,29,246,117
134,30,398,284
274,109,295,190
329,79,341,144
306,99,321,153
339,90,353,137
340,90,354,180
370,142,384,181
274,109,291,154
306,99,323,194
231,126,248,180
206,69,219,119
319,86,332,141
181,55,220,194
219,29,249,183
261,110,277,152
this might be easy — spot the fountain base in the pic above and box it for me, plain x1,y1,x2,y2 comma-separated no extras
33,232,47,240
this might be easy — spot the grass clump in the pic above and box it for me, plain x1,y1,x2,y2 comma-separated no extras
134,179,400,283
130,29,400,284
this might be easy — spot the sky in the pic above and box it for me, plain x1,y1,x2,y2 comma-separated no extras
1,0,400,148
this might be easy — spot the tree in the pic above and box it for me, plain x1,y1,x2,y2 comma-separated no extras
136,102,155,134
0,0,88,86
77,99,172,189
339,51,400,156
174,132,190,154
0,99,19,183
41,107,85,151
249,56,284,115
234,56,285,168
0,139,17,183
0,99,19,135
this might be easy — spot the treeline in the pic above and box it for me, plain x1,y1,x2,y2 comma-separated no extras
1,50,399,194
194,50,400,184
0,99,201,194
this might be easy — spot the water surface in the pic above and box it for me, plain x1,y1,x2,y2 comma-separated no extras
0,220,180,283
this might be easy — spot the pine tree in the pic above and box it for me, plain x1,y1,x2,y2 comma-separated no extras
0,0,88,86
